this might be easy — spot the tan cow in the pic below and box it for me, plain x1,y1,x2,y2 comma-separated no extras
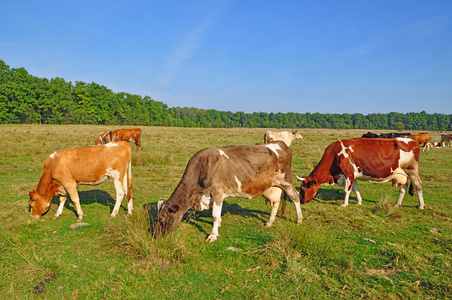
408,133,431,149
28,142,133,221
264,130,302,147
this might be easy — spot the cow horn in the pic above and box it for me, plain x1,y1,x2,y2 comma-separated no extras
295,174,305,182
157,199,165,212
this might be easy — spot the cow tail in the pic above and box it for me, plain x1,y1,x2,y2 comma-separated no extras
408,182,414,196
127,160,133,202
280,191,287,219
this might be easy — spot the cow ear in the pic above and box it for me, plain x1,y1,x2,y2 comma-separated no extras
168,204,180,214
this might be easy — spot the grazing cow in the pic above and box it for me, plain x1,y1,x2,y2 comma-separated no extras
111,128,142,151
156,142,302,242
441,134,452,147
408,133,431,148
298,138,424,209
95,131,112,145
28,142,133,221
423,142,443,152
361,132,380,138
264,130,302,146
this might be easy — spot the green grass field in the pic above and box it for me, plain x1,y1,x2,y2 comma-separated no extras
1,125,451,299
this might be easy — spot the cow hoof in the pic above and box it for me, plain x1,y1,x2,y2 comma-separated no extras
206,234,218,242
264,222,273,227
417,205,425,210
393,204,400,208
53,214,60,220
340,204,348,207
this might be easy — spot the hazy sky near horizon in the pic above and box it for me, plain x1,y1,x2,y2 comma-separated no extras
1,0,451,114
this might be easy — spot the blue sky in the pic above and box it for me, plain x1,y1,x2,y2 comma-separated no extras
1,0,451,114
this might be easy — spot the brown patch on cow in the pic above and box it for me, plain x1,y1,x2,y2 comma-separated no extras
406,165,414,170
32,272,56,295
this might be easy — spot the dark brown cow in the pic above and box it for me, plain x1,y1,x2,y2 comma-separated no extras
28,142,133,221
441,134,452,146
298,138,424,209
408,133,431,148
156,142,302,242
111,128,141,151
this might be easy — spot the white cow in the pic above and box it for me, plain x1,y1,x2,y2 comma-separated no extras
264,130,302,147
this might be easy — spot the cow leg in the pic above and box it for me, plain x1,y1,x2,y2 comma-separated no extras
394,183,408,208
53,195,67,219
111,177,126,218
206,195,224,242
341,177,353,207
263,187,282,227
280,184,303,224
409,175,425,210
65,184,84,221
351,181,363,205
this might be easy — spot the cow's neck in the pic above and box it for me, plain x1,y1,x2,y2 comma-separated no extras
309,149,336,184
36,159,56,200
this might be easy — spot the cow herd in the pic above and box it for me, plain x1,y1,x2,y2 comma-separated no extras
28,128,450,242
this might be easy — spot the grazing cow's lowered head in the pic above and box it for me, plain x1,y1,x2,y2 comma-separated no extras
155,199,184,236
28,187,56,218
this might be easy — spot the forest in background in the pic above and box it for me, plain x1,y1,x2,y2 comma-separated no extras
1,60,451,130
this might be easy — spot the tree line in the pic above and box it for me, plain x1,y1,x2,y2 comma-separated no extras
1,60,451,130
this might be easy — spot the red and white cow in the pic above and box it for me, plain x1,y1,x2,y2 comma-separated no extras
264,130,302,147
298,138,424,209
28,142,133,221
95,131,112,145
156,142,302,242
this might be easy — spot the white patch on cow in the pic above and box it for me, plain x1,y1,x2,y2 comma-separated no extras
338,140,354,159
235,176,242,192
218,149,229,159
200,194,212,210
397,137,413,144
105,143,118,147
49,152,56,159
266,144,281,157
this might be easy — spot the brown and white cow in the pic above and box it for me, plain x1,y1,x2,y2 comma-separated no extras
95,131,113,145
156,142,302,242
298,138,424,209
408,133,431,148
28,142,133,221
423,142,443,152
264,130,302,147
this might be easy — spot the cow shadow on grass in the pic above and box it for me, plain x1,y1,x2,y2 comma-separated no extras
145,200,279,237
50,190,125,218
313,187,377,205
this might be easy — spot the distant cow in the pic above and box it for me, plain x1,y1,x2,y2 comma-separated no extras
264,130,302,146
380,133,411,138
361,132,380,138
96,128,141,151
441,134,452,147
408,133,431,148
156,142,303,242
423,142,443,152
298,138,424,209
28,142,133,221
95,131,112,145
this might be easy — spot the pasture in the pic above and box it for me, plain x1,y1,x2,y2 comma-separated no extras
1,125,451,299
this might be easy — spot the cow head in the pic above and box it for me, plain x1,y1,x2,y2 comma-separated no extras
28,189,52,218
297,175,320,204
154,199,184,236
